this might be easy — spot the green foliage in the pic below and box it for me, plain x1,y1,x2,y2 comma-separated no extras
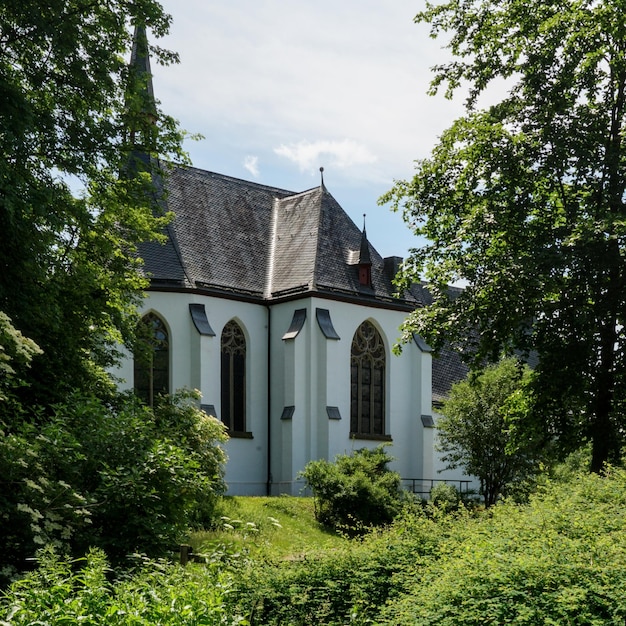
229,501,456,625
0,0,187,407
429,482,461,512
233,545,394,625
381,0,626,472
0,547,248,625
437,357,542,506
0,312,43,419
299,445,404,534
6,473,626,625
0,390,227,581
380,468,626,625
0,313,42,399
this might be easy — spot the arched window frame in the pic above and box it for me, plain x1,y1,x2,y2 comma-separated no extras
220,319,247,435
134,312,170,407
350,320,387,439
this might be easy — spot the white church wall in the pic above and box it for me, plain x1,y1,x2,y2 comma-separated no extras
113,290,470,497
319,298,429,483
268,301,312,495
266,297,432,491
117,291,270,496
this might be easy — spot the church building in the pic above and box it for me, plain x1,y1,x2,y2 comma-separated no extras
114,26,473,496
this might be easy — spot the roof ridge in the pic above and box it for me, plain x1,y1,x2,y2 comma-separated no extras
264,197,281,298
310,187,328,291
174,165,296,195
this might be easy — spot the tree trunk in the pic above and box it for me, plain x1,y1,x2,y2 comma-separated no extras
590,313,619,473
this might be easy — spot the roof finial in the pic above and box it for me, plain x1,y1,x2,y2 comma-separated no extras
320,166,325,188
359,214,372,266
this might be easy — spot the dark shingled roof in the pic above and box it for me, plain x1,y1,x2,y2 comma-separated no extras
140,164,420,307
432,344,470,405
407,282,471,405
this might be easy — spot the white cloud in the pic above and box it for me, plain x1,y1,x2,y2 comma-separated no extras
243,155,260,178
274,139,376,173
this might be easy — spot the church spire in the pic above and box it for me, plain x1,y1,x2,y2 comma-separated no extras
130,24,155,107
358,214,372,286
126,23,158,161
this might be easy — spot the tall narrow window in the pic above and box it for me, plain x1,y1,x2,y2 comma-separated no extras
134,312,169,406
221,320,246,433
350,321,385,437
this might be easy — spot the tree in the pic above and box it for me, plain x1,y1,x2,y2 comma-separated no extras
382,0,626,472
0,1,186,407
437,358,540,507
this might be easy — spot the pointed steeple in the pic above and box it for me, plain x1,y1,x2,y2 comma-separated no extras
129,23,156,118
358,214,372,286
125,23,158,164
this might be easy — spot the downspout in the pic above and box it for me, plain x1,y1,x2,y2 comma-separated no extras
266,304,272,495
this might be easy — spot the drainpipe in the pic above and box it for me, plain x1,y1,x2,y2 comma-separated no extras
266,304,272,496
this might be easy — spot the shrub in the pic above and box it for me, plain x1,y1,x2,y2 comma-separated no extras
429,482,461,512
299,445,404,534
379,468,626,625
0,389,228,580
0,547,248,625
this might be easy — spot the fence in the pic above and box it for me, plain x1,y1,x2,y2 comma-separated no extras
401,478,473,498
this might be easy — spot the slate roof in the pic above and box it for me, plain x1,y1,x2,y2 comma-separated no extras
140,165,420,308
432,344,470,406
408,282,471,405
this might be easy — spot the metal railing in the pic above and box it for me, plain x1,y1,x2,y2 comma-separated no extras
401,477,473,498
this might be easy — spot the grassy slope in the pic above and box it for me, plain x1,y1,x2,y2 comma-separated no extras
189,496,347,559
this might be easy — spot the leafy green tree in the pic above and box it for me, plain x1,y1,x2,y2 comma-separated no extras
382,0,626,472
437,358,540,507
299,445,404,533
0,1,185,407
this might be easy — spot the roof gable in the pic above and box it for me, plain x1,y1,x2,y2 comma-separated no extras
140,164,416,307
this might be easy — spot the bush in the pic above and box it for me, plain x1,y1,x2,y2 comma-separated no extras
299,445,404,534
429,483,461,512
0,389,228,581
379,468,626,625
0,547,248,625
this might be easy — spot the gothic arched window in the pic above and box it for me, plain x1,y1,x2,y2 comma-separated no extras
221,320,246,433
134,312,169,406
350,321,385,437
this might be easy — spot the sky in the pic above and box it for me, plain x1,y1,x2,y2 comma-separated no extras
149,1,468,259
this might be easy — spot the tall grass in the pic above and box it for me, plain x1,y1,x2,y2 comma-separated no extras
190,496,346,559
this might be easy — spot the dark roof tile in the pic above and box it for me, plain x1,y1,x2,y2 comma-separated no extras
143,165,411,304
